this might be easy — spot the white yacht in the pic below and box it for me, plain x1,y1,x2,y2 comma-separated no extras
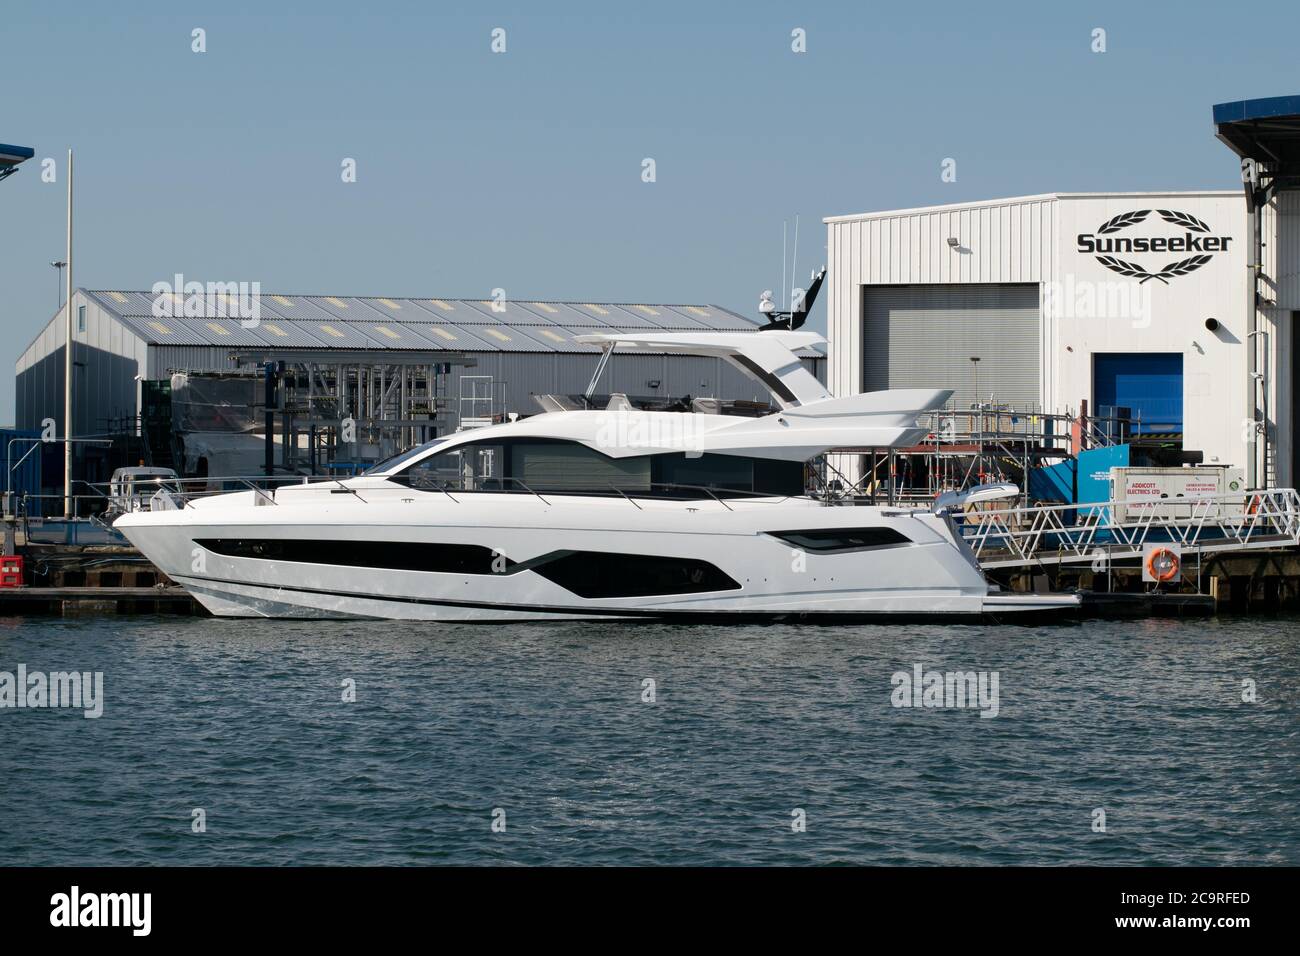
114,326,1080,622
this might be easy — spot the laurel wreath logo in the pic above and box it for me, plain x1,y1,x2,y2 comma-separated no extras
1096,209,1151,234
1091,209,1215,283
1155,209,1211,233
1095,253,1213,285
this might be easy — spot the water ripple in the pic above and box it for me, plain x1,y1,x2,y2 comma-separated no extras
0,614,1297,865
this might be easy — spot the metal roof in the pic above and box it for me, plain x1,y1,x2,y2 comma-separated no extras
1214,95,1300,191
1212,94,1300,126
83,290,769,354
0,143,36,165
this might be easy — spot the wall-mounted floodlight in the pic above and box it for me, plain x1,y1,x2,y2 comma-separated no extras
946,237,960,248
0,143,35,182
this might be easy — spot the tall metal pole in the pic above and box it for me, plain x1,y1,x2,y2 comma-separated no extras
1240,156,1273,490
63,148,74,517
1245,185,1258,489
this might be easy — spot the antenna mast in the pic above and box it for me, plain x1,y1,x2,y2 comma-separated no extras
781,221,787,314
790,215,799,311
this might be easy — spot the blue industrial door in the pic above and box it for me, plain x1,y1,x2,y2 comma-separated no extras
1093,353,1183,434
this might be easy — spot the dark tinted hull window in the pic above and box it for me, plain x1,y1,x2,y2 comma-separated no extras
194,539,738,599
767,528,911,553
532,551,741,598
195,539,511,574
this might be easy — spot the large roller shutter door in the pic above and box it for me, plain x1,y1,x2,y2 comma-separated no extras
862,284,1040,411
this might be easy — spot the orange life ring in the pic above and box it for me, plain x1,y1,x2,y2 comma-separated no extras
1145,547,1180,583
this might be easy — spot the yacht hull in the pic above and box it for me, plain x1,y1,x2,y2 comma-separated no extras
115,486,1080,622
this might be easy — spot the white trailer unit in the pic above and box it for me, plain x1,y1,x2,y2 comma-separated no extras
1109,466,1245,522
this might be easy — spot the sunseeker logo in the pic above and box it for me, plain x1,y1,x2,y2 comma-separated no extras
1077,209,1231,284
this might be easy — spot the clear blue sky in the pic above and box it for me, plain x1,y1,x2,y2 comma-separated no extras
2,0,1296,424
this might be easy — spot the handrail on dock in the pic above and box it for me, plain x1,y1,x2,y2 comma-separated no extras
952,488,1300,569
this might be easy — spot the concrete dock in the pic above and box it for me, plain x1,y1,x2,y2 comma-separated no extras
0,585,202,615
1076,591,1216,618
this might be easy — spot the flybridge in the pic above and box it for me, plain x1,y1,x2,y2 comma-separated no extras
1077,233,1232,254
575,329,831,408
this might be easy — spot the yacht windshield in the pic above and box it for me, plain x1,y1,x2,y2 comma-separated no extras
363,438,448,475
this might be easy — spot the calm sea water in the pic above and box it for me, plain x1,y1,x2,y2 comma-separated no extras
1,613,1297,866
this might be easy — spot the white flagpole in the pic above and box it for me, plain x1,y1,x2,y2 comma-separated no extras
63,148,73,517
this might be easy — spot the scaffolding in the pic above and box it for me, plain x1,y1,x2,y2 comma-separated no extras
822,403,1153,506
457,375,501,431
160,349,479,477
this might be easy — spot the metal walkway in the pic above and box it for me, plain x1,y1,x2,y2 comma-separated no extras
957,489,1300,570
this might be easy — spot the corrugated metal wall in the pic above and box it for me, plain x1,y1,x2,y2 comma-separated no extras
824,197,1056,483
147,345,244,379
862,284,1040,410
17,291,825,444
1262,189,1299,485
1270,191,1300,310
141,346,822,429
142,349,822,424
825,196,1056,402
15,293,146,434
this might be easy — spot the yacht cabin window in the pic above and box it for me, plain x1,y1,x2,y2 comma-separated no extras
390,438,803,498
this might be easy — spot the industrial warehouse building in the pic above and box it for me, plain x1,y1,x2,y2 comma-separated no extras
14,289,823,487
824,95,1300,493
824,191,1251,470
825,189,1295,489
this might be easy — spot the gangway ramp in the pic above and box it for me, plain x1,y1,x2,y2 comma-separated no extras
958,489,1300,570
